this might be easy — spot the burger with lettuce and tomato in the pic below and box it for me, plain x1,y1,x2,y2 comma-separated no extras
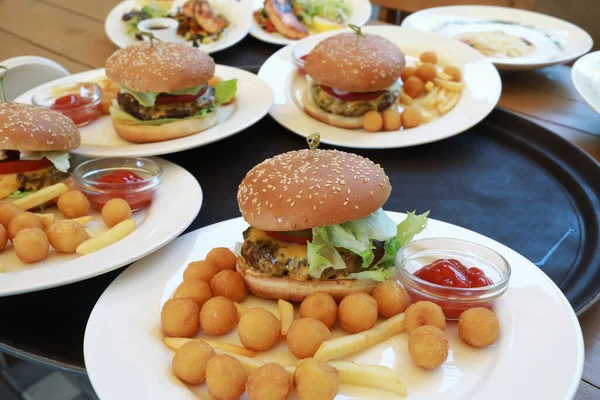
236,147,427,302
105,41,236,143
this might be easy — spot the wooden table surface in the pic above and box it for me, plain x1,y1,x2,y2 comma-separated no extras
1,0,599,398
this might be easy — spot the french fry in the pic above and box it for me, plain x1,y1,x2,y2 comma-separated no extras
234,302,249,319
73,216,93,226
435,88,448,107
35,213,55,228
163,337,256,357
438,92,461,115
398,89,413,105
278,299,294,336
330,361,407,397
434,78,465,92
436,71,453,81
424,81,435,92
13,183,68,210
85,228,95,238
76,219,135,255
420,86,439,109
420,109,437,123
314,313,405,362
163,336,193,351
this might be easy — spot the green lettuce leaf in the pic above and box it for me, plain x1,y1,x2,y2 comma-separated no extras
214,79,237,106
348,267,396,281
377,210,430,267
117,84,207,107
307,226,346,279
19,151,70,173
109,106,209,126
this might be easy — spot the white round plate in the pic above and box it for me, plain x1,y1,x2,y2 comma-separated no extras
14,66,274,158
248,0,371,46
105,0,252,53
0,157,202,296
401,6,593,71
85,212,584,400
258,25,501,149
572,50,600,115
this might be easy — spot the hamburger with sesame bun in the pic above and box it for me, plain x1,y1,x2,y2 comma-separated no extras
0,102,80,200
236,146,428,302
303,31,405,129
106,41,237,143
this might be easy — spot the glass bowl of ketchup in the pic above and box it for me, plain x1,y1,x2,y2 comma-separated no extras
74,158,162,211
396,237,511,320
32,82,102,127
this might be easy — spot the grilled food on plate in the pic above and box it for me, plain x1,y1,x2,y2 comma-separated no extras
265,0,308,39
181,0,227,35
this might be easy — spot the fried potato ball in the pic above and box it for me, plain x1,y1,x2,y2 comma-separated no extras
444,65,462,82
172,340,216,385
294,358,339,400
46,219,89,253
0,224,7,251
238,307,281,351
300,292,337,328
102,198,132,227
247,362,291,400
210,270,246,302
416,63,437,83
405,301,446,333
408,325,449,369
420,51,438,64
183,260,219,283
458,307,500,348
200,296,238,336
206,247,237,272
338,293,378,334
403,76,425,98
7,212,42,240
363,110,383,132
402,107,422,129
13,228,49,263
174,280,212,309
372,281,409,318
287,318,331,359
0,202,24,228
382,109,402,131
57,190,90,219
400,66,417,82
161,298,200,338
206,354,247,400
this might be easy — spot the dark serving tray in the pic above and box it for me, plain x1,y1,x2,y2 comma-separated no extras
0,108,598,373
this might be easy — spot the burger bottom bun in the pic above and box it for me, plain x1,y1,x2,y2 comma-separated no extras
112,111,218,143
302,91,364,130
237,257,377,302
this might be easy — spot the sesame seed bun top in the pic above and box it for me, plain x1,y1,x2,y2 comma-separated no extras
304,33,405,93
0,102,80,151
105,41,215,93
237,149,391,231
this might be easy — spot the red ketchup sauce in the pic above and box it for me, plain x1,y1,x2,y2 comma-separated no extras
89,170,153,210
50,94,100,126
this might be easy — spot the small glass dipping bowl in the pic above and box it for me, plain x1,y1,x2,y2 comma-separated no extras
74,158,162,211
32,82,102,127
396,237,511,320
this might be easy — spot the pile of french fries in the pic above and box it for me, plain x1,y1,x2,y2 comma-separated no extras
93,77,120,115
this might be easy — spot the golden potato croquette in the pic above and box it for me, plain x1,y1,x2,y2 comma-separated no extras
416,63,437,83
247,362,291,400
200,296,238,336
362,110,383,132
458,307,500,348
401,66,417,82
300,292,337,328
13,228,49,263
210,270,246,302
161,298,200,338
402,107,422,129
405,301,446,333
382,108,402,131
0,224,7,251
420,51,438,64
0,202,24,228
102,198,132,227
443,65,462,82
372,281,409,318
206,354,247,400
57,190,90,219
206,247,237,271
46,220,89,253
238,307,280,351
174,280,212,309
287,318,331,359
338,293,378,334
172,340,215,385
293,358,339,400
403,76,425,98
408,325,449,369
183,260,219,283
7,212,42,240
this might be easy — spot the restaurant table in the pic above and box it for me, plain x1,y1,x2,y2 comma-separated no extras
1,1,600,398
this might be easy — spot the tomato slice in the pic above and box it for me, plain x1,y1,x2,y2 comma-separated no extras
155,87,206,105
0,158,53,175
321,85,386,102
266,230,312,245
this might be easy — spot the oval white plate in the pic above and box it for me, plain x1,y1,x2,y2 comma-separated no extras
401,5,593,71
105,0,252,53
572,50,600,115
84,212,583,400
258,25,501,149
0,157,202,296
14,66,274,158
248,0,371,46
